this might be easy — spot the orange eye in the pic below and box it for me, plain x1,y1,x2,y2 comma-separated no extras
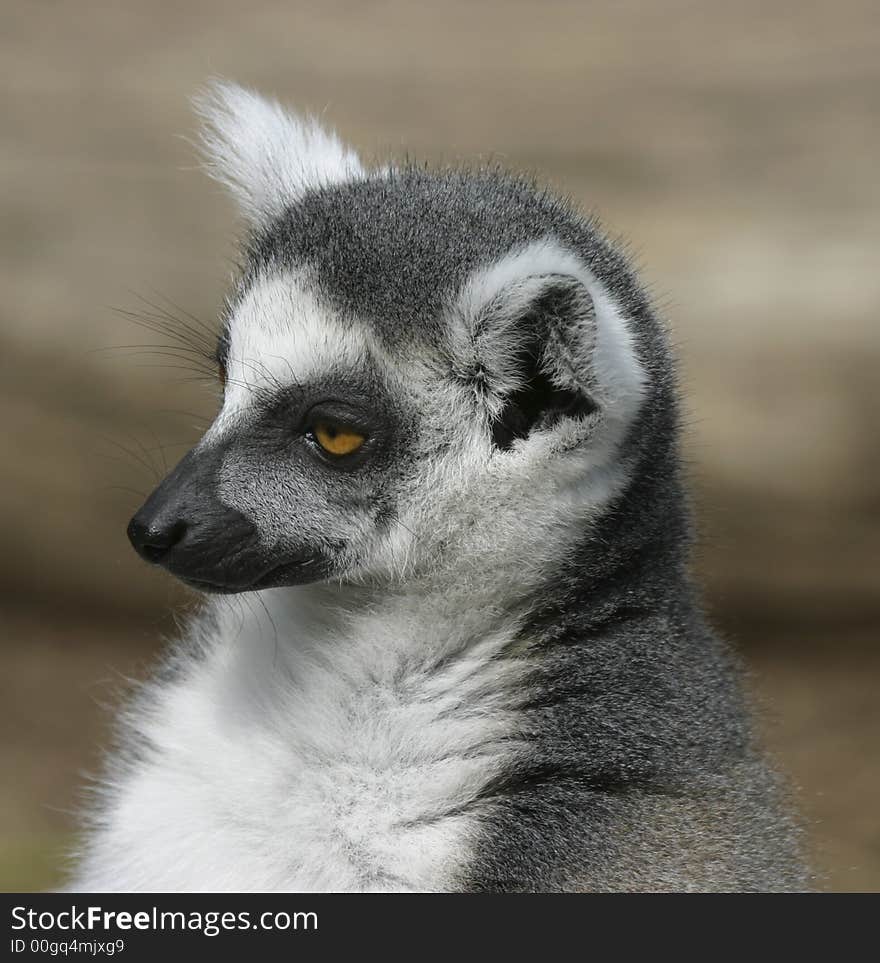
312,421,366,457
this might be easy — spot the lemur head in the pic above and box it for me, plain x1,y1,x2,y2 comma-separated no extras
128,82,662,595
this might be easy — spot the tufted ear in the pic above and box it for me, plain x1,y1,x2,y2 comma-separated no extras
451,240,646,450
193,80,364,226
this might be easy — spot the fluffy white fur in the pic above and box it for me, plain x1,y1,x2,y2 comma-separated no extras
194,81,364,224
73,583,526,892
210,269,364,432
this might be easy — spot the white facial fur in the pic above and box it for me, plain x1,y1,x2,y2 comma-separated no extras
207,269,365,433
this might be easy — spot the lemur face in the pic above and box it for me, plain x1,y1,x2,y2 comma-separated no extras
129,283,414,592
127,83,647,592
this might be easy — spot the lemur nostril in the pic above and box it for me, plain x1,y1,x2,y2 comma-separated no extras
127,516,187,564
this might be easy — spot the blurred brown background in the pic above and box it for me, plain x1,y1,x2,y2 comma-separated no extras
1,0,878,891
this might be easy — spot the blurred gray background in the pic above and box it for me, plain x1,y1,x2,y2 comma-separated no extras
1,0,878,890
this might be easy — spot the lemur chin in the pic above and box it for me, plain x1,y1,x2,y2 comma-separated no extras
69,81,807,892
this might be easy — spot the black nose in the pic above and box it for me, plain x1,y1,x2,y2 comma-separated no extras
127,514,187,563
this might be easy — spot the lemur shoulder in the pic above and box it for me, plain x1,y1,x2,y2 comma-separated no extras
69,82,807,892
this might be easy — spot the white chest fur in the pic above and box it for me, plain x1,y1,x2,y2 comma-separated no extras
72,585,523,892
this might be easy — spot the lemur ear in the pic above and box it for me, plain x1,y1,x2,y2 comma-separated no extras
451,240,646,450
193,80,364,225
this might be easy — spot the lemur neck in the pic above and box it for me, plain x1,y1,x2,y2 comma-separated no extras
256,565,534,681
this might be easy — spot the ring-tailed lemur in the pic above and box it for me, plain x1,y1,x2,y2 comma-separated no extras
69,82,806,892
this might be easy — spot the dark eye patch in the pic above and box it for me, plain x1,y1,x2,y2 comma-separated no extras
232,369,407,476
